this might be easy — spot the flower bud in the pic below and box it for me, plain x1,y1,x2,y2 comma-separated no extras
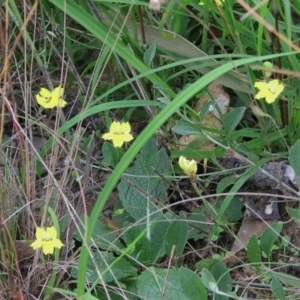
263,61,273,79
250,105,271,118
179,156,197,177
149,0,164,11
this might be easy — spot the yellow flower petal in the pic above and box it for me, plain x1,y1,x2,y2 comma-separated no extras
51,87,64,98
254,82,269,90
52,239,64,248
269,80,284,94
110,121,120,133
50,97,67,108
255,89,271,100
35,227,44,239
30,239,43,250
59,99,67,107
102,132,114,141
121,122,131,134
46,226,58,239
123,133,134,142
265,94,277,104
112,135,126,147
42,241,55,255
39,88,52,98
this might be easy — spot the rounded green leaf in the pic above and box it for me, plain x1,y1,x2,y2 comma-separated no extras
260,222,283,259
247,234,262,270
271,277,285,300
165,214,188,256
180,267,207,300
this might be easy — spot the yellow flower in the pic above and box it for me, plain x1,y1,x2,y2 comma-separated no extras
254,80,284,104
30,226,64,255
179,156,197,177
199,0,224,7
35,86,67,108
102,121,134,147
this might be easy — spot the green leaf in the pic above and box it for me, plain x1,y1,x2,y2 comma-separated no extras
202,268,238,299
199,100,217,118
123,213,172,263
260,222,283,259
74,217,124,252
289,140,300,186
172,119,203,136
136,267,190,300
143,43,156,68
102,142,122,167
247,234,262,270
195,259,218,271
95,278,139,300
202,268,217,289
216,177,238,194
223,196,244,222
187,208,208,241
271,277,285,300
118,138,170,222
71,252,136,283
286,207,300,228
223,107,246,134
271,271,300,288
211,260,232,300
151,213,173,261
123,222,153,263
210,224,224,241
217,162,267,221
165,214,188,256
179,267,207,300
